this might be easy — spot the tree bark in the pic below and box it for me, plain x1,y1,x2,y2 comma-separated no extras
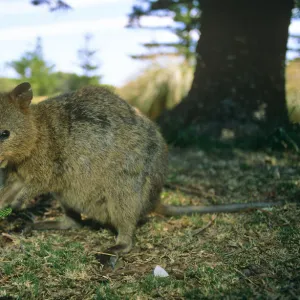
158,0,294,142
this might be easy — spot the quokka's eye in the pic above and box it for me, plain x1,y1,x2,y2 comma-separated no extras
0,130,10,141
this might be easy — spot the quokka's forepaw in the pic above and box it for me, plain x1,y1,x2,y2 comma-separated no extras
95,251,118,269
22,223,34,237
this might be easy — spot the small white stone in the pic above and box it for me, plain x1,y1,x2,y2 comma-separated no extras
154,265,169,277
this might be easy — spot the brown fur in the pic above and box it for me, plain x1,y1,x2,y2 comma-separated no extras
0,83,279,258
0,82,167,256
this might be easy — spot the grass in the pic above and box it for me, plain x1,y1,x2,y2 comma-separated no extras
0,147,300,299
32,96,48,104
118,62,193,120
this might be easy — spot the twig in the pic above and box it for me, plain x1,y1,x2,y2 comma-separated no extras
192,215,217,236
234,268,256,286
256,208,273,215
234,268,275,293
164,182,204,198
1,233,15,241
92,251,117,257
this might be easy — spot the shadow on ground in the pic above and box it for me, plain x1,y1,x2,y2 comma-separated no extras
0,146,299,299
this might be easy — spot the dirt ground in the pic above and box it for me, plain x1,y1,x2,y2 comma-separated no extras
0,147,299,299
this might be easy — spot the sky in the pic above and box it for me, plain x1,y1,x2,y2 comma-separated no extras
0,0,300,87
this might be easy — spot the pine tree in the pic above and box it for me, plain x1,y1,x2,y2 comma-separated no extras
127,0,200,63
77,33,100,78
31,0,71,11
8,37,57,96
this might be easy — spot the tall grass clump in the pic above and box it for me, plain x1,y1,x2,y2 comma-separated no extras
118,62,194,120
286,58,300,123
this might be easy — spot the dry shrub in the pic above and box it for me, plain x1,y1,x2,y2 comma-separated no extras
286,58,300,123
118,62,194,120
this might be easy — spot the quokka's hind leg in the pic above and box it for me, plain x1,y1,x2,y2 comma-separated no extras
27,206,82,232
96,199,138,267
106,222,135,254
96,221,136,267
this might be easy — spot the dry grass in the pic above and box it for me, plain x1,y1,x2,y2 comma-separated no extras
286,59,300,123
32,96,48,104
118,62,193,120
0,147,299,299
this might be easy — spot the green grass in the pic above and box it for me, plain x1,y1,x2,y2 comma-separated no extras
0,147,299,299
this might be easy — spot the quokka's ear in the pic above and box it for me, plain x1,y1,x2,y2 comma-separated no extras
9,82,33,110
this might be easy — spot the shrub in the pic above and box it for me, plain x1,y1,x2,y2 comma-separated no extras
118,62,194,119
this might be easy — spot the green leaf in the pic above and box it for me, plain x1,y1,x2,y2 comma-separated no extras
0,207,12,219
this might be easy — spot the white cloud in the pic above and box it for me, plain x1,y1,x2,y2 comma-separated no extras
139,16,174,28
0,1,38,15
190,29,199,41
0,17,128,41
0,0,132,15
289,20,300,34
0,15,176,41
71,0,132,8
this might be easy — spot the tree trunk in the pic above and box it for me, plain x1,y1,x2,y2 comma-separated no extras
158,0,294,142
